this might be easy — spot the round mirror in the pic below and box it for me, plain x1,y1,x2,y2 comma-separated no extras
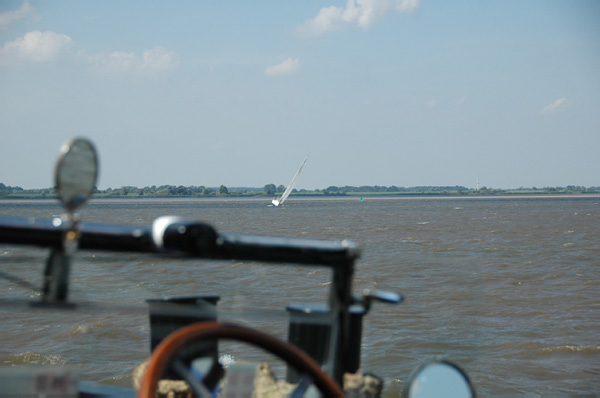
404,359,475,398
55,138,98,213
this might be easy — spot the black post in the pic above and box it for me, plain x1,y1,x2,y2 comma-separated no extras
331,259,355,385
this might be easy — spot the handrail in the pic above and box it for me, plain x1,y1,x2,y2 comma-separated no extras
0,216,360,268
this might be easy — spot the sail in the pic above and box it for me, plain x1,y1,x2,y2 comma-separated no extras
272,156,308,206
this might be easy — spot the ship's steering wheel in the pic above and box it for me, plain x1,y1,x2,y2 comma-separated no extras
138,321,344,397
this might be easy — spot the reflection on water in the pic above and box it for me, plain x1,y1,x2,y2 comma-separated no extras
1,196,599,395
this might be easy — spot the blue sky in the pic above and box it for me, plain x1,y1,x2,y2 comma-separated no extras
1,1,599,190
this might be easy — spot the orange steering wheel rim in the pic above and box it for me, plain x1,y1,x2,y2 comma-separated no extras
138,321,344,397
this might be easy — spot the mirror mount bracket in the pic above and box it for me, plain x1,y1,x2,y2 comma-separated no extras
36,138,98,306
41,246,72,304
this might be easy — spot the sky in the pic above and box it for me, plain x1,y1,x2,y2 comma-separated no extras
1,1,599,190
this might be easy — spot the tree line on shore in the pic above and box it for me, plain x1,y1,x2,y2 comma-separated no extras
1,182,598,199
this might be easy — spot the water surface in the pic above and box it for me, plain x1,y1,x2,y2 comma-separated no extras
1,196,599,396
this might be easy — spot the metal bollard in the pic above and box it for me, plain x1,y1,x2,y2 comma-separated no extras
286,303,365,383
146,295,220,373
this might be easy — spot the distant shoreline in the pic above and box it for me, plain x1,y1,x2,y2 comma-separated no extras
1,193,599,203
3,183,598,200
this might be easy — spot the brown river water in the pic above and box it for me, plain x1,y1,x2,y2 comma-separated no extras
1,196,599,396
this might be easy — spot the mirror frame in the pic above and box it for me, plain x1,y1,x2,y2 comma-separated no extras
403,357,476,398
55,137,98,214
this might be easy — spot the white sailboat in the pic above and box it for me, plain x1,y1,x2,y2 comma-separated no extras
271,156,308,207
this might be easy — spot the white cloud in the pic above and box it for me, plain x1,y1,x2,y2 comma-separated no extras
296,0,420,37
0,30,72,64
0,0,34,30
90,46,180,76
454,96,468,106
0,30,180,77
0,5,180,77
141,47,180,72
265,58,301,77
425,99,437,108
540,98,567,115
